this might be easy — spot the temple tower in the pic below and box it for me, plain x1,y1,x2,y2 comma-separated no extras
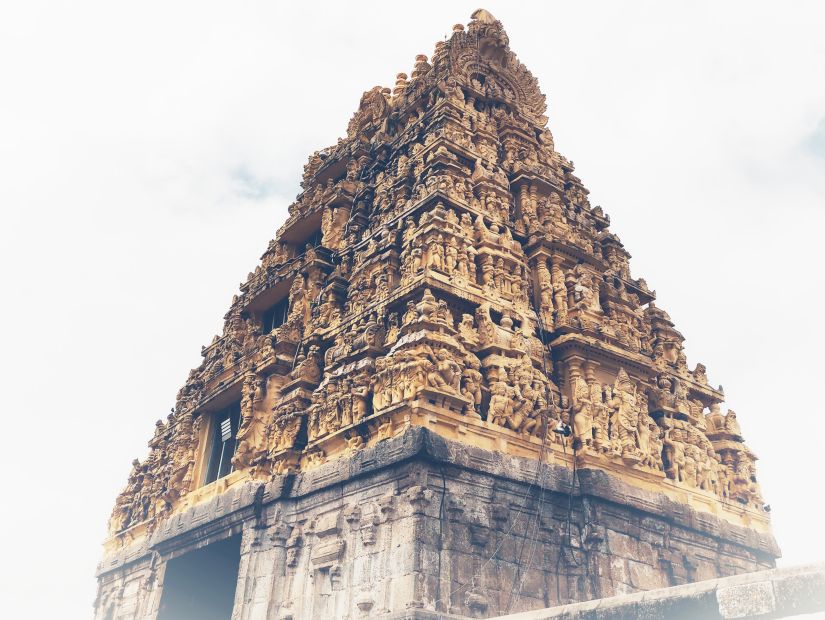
96,10,778,620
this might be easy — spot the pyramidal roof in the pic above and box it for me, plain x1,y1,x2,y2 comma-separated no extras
106,9,770,543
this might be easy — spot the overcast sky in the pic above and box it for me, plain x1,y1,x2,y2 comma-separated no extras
1,1,824,618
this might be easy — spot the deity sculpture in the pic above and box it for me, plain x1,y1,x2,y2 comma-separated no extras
571,376,594,450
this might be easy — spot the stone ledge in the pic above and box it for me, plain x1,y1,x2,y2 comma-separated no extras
97,426,779,575
487,563,825,620
292,426,776,555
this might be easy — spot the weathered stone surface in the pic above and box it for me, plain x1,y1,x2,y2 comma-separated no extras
96,428,780,618
97,9,780,619
716,580,775,618
485,564,825,620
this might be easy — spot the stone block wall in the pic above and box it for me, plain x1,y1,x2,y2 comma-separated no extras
95,428,779,619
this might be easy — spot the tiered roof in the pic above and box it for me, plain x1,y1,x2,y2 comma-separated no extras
107,9,768,544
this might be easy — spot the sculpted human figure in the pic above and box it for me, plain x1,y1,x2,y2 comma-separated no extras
571,376,594,450
464,239,478,279
673,377,690,416
590,382,610,453
538,266,553,316
693,362,708,384
462,354,483,412
402,216,417,245
694,444,712,491
456,249,470,279
479,255,494,287
572,264,602,314
338,377,354,428
110,458,144,532
403,300,419,325
512,378,542,436
493,257,506,292
608,370,641,458
474,303,498,346
741,452,762,505
459,211,473,235
724,409,742,437
428,347,461,393
427,237,444,271
706,448,721,494
643,418,664,470
550,264,568,326
663,427,686,482
509,263,523,298
236,375,267,463
239,372,256,427
457,313,477,347
385,313,400,345
371,358,387,410
445,237,458,273
718,452,735,498
410,245,424,274
488,379,512,426
291,345,322,384
521,400,542,437
435,300,454,328
683,444,699,487
307,399,322,441
287,275,307,322
508,375,529,429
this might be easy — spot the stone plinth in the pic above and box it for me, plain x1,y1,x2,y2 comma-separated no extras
95,428,778,619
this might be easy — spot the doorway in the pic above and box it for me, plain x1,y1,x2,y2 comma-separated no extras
157,535,242,620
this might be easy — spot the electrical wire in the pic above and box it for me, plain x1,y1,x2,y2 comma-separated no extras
503,288,554,612
435,465,447,613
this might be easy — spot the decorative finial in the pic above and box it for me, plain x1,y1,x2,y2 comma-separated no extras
411,54,431,79
470,8,497,24
393,73,409,97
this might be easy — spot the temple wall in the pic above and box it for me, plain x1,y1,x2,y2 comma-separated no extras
95,428,778,619
486,563,825,620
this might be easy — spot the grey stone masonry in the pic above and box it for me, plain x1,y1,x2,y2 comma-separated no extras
487,563,825,620
95,428,781,619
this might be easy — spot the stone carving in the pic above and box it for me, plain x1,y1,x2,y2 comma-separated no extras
107,9,766,544
94,13,781,620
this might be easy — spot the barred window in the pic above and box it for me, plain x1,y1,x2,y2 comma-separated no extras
204,403,241,484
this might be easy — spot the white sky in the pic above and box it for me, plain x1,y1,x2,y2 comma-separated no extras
1,1,824,618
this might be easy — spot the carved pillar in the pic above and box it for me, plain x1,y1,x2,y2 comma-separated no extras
583,361,599,385
518,184,529,218
566,356,585,387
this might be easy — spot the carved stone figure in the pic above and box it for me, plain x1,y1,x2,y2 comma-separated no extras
607,369,642,460
571,376,593,450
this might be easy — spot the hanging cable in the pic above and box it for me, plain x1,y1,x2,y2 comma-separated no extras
504,283,555,612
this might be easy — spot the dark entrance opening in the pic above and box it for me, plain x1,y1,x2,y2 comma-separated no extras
157,535,241,620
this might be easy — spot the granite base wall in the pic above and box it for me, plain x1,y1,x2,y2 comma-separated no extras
94,428,779,619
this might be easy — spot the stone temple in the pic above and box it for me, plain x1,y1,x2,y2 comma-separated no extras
96,10,780,620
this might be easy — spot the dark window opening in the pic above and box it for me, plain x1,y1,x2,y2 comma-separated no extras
301,229,322,251
262,297,289,333
204,403,241,485
157,535,241,620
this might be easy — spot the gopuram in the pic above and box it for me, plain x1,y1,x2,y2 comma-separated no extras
96,10,779,620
